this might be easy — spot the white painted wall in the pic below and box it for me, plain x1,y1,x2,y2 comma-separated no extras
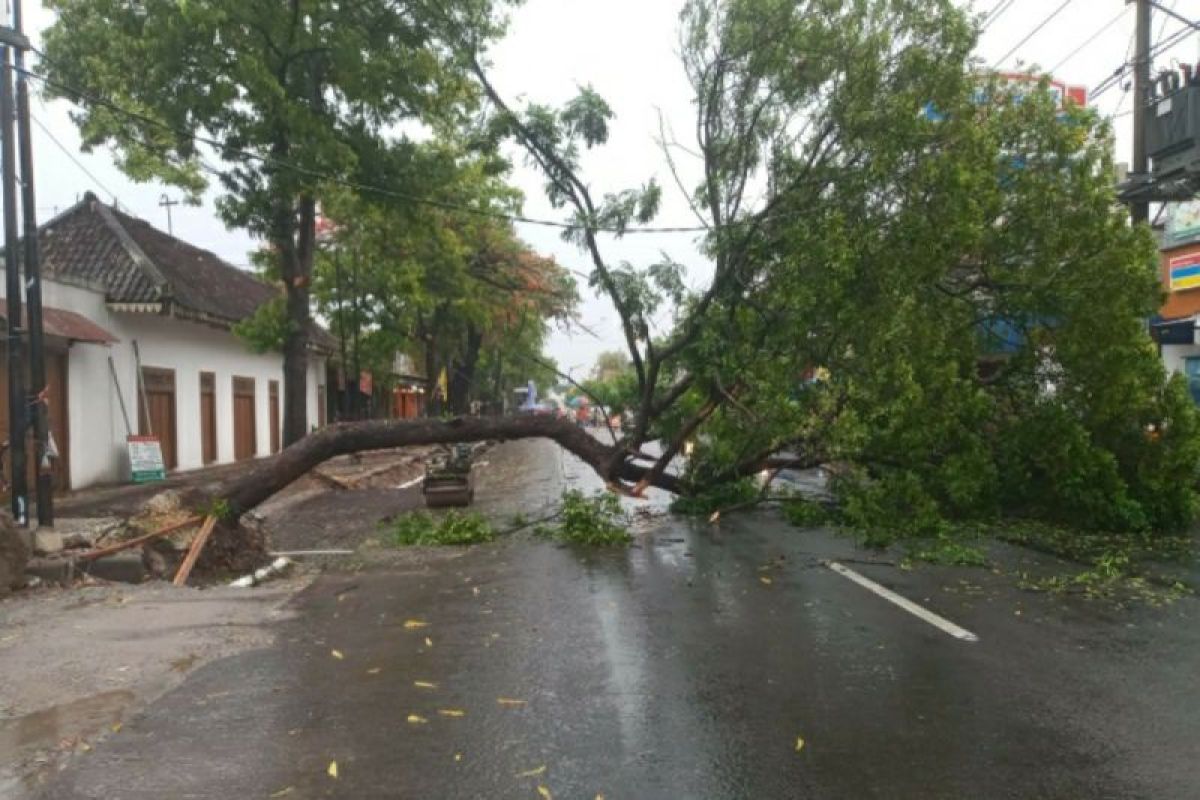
1162,342,1200,377
0,270,327,489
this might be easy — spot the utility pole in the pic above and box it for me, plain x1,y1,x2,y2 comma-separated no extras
13,0,50,526
1132,0,1152,225
158,194,179,235
0,36,26,525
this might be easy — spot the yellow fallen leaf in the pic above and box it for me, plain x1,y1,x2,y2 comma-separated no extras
472,586,480,596
424,637,434,647
404,619,429,629
331,649,345,660
81,742,91,752
795,736,805,752
407,714,428,725
497,697,526,706
516,765,547,778
708,511,721,523
367,667,382,675
438,709,466,717
454,753,463,762
110,722,122,734
595,795,605,800
327,761,338,779
760,576,773,586
537,786,552,799
414,681,438,689
270,788,295,798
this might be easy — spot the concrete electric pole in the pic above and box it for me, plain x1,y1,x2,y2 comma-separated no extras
1132,0,1152,224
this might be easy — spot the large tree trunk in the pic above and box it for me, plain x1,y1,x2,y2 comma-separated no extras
448,325,483,415
282,194,315,445
205,415,682,518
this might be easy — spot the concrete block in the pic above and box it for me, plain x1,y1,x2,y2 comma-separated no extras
32,529,64,556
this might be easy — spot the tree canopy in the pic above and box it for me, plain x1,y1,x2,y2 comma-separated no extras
42,0,515,443
464,0,1200,536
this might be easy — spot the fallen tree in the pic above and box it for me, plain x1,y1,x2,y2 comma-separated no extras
85,0,1200,555
204,415,694,519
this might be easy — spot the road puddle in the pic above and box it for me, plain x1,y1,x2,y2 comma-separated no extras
0,690,135,761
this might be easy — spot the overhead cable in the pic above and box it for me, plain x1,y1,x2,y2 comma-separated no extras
992,0,1078,69
1048,7,1129,74
18,56,710,237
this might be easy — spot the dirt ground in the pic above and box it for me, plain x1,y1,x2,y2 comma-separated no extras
0,576,308,796
1,446,440,793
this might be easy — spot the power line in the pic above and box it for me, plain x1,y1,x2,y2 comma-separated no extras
982,0,1019,33
19,54,709,238
992,0,1078,69
1146,0,1200,34
29,112,119,204
1048,7,1129,74
1090,20,1194,101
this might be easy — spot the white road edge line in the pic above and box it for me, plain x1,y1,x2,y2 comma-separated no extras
826,561,980,643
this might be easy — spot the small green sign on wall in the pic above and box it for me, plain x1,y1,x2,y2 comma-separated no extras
127,435,166,483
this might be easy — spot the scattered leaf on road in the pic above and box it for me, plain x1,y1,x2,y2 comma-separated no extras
438,709,466,717
270,788,295,798
796,736,805,752
537,786,552,799
516,765,547,778
497,697,527,706
407,714,428,724
367,667,382,675
404,620,429,629
424,637,434,647
454,753,463,762
327,761,338,779
760,576,773,586
331,650,345,660
414,681,438,689
473,586,480,596
110,722,122,734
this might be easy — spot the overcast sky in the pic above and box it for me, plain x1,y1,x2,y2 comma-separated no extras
17,0,1200,378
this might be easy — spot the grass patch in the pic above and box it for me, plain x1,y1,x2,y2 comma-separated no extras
388,510,495,547
538,490,631,547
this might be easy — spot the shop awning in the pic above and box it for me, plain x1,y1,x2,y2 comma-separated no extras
0,305,119,345
1150,315,1197,346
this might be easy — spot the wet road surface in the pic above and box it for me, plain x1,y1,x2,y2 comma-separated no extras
33,439,1200,799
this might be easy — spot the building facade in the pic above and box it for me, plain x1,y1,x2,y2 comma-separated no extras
0,193,330,491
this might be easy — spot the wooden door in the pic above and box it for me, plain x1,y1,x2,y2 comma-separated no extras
232,376,256,461
0,347,71,494
138,367,177,470
268,380,280,454
200,372,216,464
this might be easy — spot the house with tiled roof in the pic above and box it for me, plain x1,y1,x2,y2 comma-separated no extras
0,192,331,491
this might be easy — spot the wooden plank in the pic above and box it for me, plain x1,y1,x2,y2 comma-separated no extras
77,515,203,562
172,515,217,587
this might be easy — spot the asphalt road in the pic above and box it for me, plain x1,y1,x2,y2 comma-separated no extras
33,439,1200,799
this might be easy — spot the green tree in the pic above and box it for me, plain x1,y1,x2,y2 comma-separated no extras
205,0,1200,538
42,0,513,444
309,158,576,417
467,0,1199,534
